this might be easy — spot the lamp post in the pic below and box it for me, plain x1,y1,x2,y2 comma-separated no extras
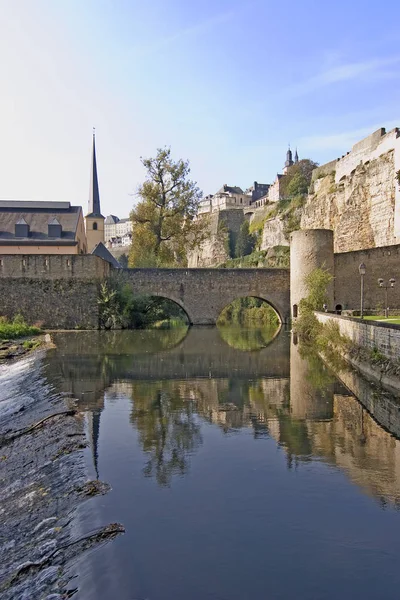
359,263,366,319
378,278,396,318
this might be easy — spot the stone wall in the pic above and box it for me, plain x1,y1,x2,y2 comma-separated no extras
315,312,400,362
334,244,400,310
0,254,109,329
301,127,400,252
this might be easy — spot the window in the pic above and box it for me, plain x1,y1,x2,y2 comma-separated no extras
93,222,98,230
292,304,298,318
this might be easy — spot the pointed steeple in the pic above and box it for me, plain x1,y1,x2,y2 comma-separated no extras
87,129,103,217
294,148,299,163
283,144,294,173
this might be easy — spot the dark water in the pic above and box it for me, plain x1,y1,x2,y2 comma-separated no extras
43,327,400,600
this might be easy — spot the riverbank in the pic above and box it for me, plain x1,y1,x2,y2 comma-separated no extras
315,312,400,396
0,348,124,599
0,334,50,361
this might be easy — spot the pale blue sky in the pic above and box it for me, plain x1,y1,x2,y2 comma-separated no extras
0,0,399,217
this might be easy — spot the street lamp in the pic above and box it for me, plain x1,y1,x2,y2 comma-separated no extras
359,263,366,319
378,278,396,318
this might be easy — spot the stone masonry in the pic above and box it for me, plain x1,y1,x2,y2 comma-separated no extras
113,267,290,325
0,254,110,329
316,312,400,362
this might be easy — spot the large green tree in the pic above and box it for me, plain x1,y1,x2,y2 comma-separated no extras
129,148,207,267
280,159,319,199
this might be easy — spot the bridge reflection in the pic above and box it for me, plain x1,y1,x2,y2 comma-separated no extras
43,329,400,504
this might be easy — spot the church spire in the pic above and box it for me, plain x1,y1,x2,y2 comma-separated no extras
88,128,102,217
294,148,299,163
283,144,294,174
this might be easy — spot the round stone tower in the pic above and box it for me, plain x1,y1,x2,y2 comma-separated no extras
290,229,334,319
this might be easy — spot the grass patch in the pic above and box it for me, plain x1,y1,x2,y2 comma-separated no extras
0,315,42,341
356,316,400,325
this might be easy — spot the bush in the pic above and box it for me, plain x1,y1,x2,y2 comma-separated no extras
0,315,42,340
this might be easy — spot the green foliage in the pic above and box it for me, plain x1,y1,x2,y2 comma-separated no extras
370,347,386,362
299,267,333,314
396,170,400,187
98,281,189,330
129,147,207,267
235,220,256,258
218,297,280,328
294,267,352,377
118,253,129,268
0,315,42,340
98,282,120,329
22,339,41,350
279,159,318,199
218,246,290,269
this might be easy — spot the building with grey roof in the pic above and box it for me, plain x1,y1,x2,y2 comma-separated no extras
0,200,87,254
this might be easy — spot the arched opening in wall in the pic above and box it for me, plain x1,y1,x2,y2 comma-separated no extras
335,304,343,315
217,296,281,351
102,291,190,331
293,304,298,318
93,222,98,230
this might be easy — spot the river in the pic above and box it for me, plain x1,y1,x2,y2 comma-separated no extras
38,327,400,598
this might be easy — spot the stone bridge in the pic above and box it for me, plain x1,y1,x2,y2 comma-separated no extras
114,267,290,325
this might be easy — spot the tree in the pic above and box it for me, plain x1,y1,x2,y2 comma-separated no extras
280,159,318,199
118,253,128,268
129,148,207,267
235,220,256,258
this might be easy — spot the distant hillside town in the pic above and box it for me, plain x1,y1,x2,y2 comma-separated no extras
0,126,399,270
104,215,133,248
198,147,298,215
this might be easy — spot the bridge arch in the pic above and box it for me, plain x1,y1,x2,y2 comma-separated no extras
113,267,290,326
216,294,283,325
127,291,194,326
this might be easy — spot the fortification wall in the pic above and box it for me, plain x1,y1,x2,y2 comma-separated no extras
334,244,400,310
0,254,109,328
301,128,400,252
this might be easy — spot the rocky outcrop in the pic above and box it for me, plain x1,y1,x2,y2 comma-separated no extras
301,128,400,253
260,217,289,250
188,209,244,267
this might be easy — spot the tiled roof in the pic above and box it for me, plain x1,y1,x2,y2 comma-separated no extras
0,201,82,244
105,214,119,224
217,185,244,195
91,242,121,268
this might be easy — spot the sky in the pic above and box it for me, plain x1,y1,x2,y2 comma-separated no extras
0,0,400,218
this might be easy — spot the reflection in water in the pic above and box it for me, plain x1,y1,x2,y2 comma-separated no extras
44,328,400,504
130,384,202,486
42,327,400,600
217,324,279,350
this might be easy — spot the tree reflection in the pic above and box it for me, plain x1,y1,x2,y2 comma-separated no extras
130,383,202,486
218,325,279,351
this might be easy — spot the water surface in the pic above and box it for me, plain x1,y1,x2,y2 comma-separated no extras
43,327,400,600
